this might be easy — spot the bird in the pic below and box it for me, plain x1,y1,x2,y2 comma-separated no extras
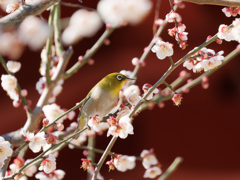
73,72,134,139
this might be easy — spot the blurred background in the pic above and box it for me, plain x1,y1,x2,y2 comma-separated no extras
0,0,240,179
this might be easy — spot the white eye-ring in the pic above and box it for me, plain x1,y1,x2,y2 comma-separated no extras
117,75,123,81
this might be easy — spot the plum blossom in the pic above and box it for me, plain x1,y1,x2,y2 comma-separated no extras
151,40,173,60
62,9,102,45
42,104,66,123
88,115,102,132
172,93,183,106
127,91,141,106
183,47,224,73
35,169,65,180
0,136,13,168
114,155,136,172
6,3,18,13
123,85,140,97
68,130,87,149
232,18,240,43
222,7,240,17
140,149,158,169
1,74,17,91
39,154,56,174
107,115,134,139
19,16,52,50
7,61,21,73
166,10,182,23
24,159,37,177
142,83,159,100
80,158,91,171
97,0,152,28
21,130,51,153
0,32,24,60
116,105,130,120
143,166,162,179
67,111,76,120
217,24,234,42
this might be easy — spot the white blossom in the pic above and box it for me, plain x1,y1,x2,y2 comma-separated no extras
42,104,66,123
114,155,136,172
232,18,240,43
24,159,37,177
123,85,140,97
88,115,102,132
39,154,56,174
7,61,21,73
27,131,51,153
127,91,141,106
0,136,13,168
143,166,162,179
1,74,17,91
7,89,19,101
68,131,87,149
166,11,182,23
6,3,18,13
62,9,102,45
151,40,173,60
19,16,51,50
217,24,234,42
140,149,158,169
67,111,76,120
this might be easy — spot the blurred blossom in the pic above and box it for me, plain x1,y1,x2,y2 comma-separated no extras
67,111,76,120
1,74,17,91
143,166,162,179
0,32,24,60
6,3,18,13
0,136,13,169
142,83,159,100
217,24,234,42
68,131,87,149
114,155,136,172
0,0,18,11
40,49,48,76
222,7,240,17
232,18,240,43
88,115,102,132
42,104,67,123
127,91,141,106
24,159,37,177
166,10,182,23
19,16,52,50
62,9,102,45
123,85,140,97
35,169,65,180
97,0,152,28
7,61,21,73
140,149,158,169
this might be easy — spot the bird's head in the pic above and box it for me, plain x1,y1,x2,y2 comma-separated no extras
98,72,135,96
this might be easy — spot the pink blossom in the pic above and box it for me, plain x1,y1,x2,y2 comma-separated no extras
222,7,240,17
166,10,182,23
88,115,102,132
80,158,91,171
39,154,56,174
217,24,234,42
172,93,183,106
142,83,159,100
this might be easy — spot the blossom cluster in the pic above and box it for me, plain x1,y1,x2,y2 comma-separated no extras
0,137,13,169
183,47,224,73
166,11,188,49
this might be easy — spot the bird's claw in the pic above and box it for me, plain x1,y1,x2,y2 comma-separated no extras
86,124,91,130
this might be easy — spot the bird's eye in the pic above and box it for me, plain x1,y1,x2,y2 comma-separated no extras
116,75,123,81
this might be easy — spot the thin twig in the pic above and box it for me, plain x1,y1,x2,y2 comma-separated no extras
60,2,95,11
158,157,183,180
153,0,162,36
53,4,63,57
181,0,240,7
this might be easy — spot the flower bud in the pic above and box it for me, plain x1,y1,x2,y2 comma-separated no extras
132,57,139,66
172,93,183,106
57,123,64,131
21,89,28,97
42,118,49,127
104,39,110,45
78,56,84,62
87,59,94,65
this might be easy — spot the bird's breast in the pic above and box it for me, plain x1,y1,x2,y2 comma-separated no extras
81,87,118,118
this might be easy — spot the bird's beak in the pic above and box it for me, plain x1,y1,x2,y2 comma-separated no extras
125,77,135,81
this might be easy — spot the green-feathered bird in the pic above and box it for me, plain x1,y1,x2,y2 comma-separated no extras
74,72,134,138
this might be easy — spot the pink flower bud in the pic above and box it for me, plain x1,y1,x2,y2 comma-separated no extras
23,105,29,110
106,24,111,30
83,150,89,157
148,103,155,110
216,38,223,44
68,111,76,120
87,59,94,65
86,49,90,54
158,102,165,108
78,56,84,62
187,79,193,83
182,87,190,93
206,35,212,41
155,19,165,26
42,118,49,127
201,82,209,89
132,58,139,66
57,123,64,131
237,44,240,52
21,89,28,97
140,61,146,67
104,39,110,45
46,134,57,144
161,91,170,97
144,46,149,52
172,93,183,106
202,76,208,83
179,70,187,78
13,100,21,108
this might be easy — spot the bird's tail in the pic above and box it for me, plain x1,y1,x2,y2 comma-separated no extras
73,114,87,139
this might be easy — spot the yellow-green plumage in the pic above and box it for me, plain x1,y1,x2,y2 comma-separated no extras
74,72,132,139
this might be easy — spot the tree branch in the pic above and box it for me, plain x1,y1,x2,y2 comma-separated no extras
182,0,240,7
0,0,60,30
